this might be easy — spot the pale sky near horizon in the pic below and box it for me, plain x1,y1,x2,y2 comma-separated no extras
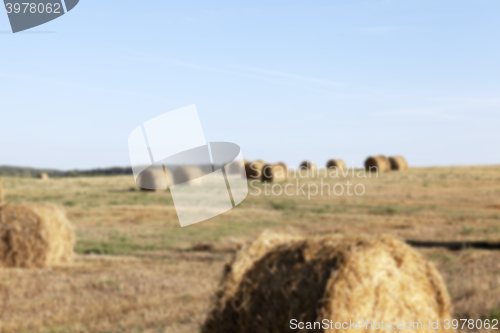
1,0,499,170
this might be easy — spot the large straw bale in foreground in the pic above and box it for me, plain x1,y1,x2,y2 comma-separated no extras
326,159,346,170
365,155,390,173
245,160,265,180
261,163,288,183
202,232,452,333
0,204,74,268
389,156,409,171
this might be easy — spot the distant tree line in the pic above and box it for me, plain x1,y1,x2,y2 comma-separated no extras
0,165,133,178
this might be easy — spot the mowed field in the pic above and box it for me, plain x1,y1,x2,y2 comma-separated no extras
1,165,500,333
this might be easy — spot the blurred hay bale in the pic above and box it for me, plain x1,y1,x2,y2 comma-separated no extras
326,159,346,170
202,232,452,333
365,155,390,173
299,160,317,171
37,173,49,180
227,160,245,175
277,161,289,181
377,155,391,171
173,166,204,185
261,163,288,183
137,168,170,191
389,156,409,171
299,160,317,178
277,161,288,175
0,203,74,268
245,160,265,180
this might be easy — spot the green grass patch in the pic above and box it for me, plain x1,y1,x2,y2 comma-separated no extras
269,199,297,211
485,308,500,321
311,204,332,214
370,205,402,215
461,227,475,235
427,252,451,263
75,238,158,256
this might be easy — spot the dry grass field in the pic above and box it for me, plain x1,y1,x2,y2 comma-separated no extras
0,165,500,332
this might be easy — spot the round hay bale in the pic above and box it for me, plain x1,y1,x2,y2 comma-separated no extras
173,166,205,185
37,173,49,180
299,160,316,171
0,203,74,268
299,160,317,178
277,161,288,179
326,159,346,170
364,155,390,173
261,163,288,183
245,160,265,180
389,156,409,171
227,160,245,175
136,168,170,191
202,232,453,333
378,155,391,171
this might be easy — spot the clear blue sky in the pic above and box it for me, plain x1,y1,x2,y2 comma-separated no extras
1,0,499,170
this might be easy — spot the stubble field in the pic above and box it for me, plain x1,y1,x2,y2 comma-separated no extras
0,165,500,333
